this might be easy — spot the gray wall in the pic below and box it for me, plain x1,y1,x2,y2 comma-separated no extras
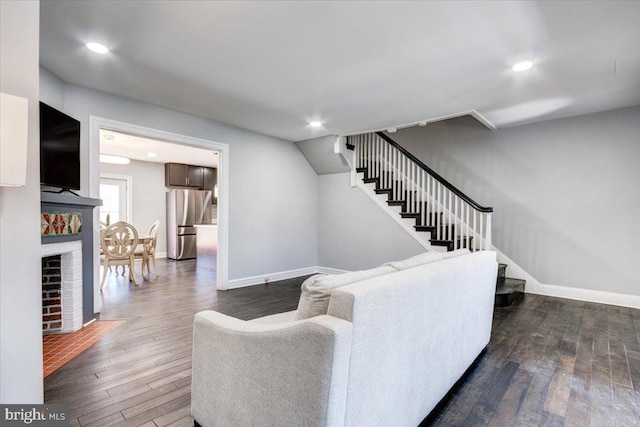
296,135,351,175
38,80,319,282
318,173,425,270
100,160,168,255
0,1,43,403
40,66,64,110
389,106,640,296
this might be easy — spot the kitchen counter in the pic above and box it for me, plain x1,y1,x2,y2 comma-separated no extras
195,224,217,270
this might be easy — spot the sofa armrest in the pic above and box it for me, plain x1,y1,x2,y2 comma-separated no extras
191,311,352,427
249,309,298,324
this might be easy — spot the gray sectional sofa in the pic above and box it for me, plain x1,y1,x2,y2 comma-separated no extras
191,249,498,426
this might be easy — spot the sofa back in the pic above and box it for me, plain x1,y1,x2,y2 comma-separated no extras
327,251,497,427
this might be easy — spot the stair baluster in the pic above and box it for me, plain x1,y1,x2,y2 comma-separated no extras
348,131,493,252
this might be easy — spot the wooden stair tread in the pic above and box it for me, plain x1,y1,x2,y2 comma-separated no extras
496,277,525,293
495,277,525,307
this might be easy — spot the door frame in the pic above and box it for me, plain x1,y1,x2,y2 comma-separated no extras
99,173,133,223
89,116,230,299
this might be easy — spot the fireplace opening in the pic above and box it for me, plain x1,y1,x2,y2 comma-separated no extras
41,240,83,333
42,255,63,334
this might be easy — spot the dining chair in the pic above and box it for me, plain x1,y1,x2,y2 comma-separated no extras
100,221,121,274
100,221,140,288
133,219,160,279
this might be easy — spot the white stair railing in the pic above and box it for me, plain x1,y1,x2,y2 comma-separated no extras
348,132,493,251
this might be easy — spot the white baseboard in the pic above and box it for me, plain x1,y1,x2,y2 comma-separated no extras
529,283,640,310
226,258,640,309
226,266,348,290
315,266,349,275
155,252,167,259
493,247,640,309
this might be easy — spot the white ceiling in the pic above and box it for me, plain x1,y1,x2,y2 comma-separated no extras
40,1,640,142
100,130,218,168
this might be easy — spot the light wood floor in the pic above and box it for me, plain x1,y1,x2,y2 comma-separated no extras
44,258,640,426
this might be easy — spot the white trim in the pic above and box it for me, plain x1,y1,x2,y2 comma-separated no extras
315,266,349,275
227,266,350,289
529,284,640,310
493,246,640,309
340,109,497,136
99,173,133,222
155,251,167,259
89,116,230,294
469,111,497,131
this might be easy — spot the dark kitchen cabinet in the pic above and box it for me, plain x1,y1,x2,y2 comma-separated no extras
165,163,203,188
203,167,218,204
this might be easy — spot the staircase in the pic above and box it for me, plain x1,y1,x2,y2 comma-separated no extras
496,263,525,306
346,131,524,307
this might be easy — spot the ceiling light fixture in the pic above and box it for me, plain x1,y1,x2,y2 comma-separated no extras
147,152,157,158
86,42,109,54
512,61,533,72
309,121,323,128
100,154,130,165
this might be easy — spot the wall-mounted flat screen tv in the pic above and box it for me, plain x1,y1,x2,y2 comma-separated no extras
40,102,81,191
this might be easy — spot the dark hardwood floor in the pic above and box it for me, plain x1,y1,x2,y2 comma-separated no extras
44,259,640,426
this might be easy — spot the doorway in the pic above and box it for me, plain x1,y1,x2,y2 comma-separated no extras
89,117,229,302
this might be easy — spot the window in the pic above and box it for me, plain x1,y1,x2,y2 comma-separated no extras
99,176,130,224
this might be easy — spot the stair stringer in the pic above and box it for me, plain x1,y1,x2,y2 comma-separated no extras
491,248,542,293
354,174,434,252
355,170,540,289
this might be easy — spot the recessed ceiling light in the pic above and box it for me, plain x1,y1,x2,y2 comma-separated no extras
512,61,533,72
309,121,323,128
87,42,109,54
147,152,157,158
100,154,129,164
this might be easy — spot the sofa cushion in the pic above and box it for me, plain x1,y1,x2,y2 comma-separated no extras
383,251,444,270
295,266,395,320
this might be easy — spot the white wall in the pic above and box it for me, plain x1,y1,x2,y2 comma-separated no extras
0,0,43,403
296,135,351,175
318,173,425,270
100,159,168,255
36,80,319,282
389,106,640,297
39,66,64,110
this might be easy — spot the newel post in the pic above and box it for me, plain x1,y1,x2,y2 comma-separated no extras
485,213,492,250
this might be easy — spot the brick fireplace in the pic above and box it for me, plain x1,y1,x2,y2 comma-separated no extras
41,240,83,333
41,192,102,325
42,255,62,333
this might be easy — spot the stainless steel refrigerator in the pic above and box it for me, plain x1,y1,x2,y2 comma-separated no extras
166,189,213,260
